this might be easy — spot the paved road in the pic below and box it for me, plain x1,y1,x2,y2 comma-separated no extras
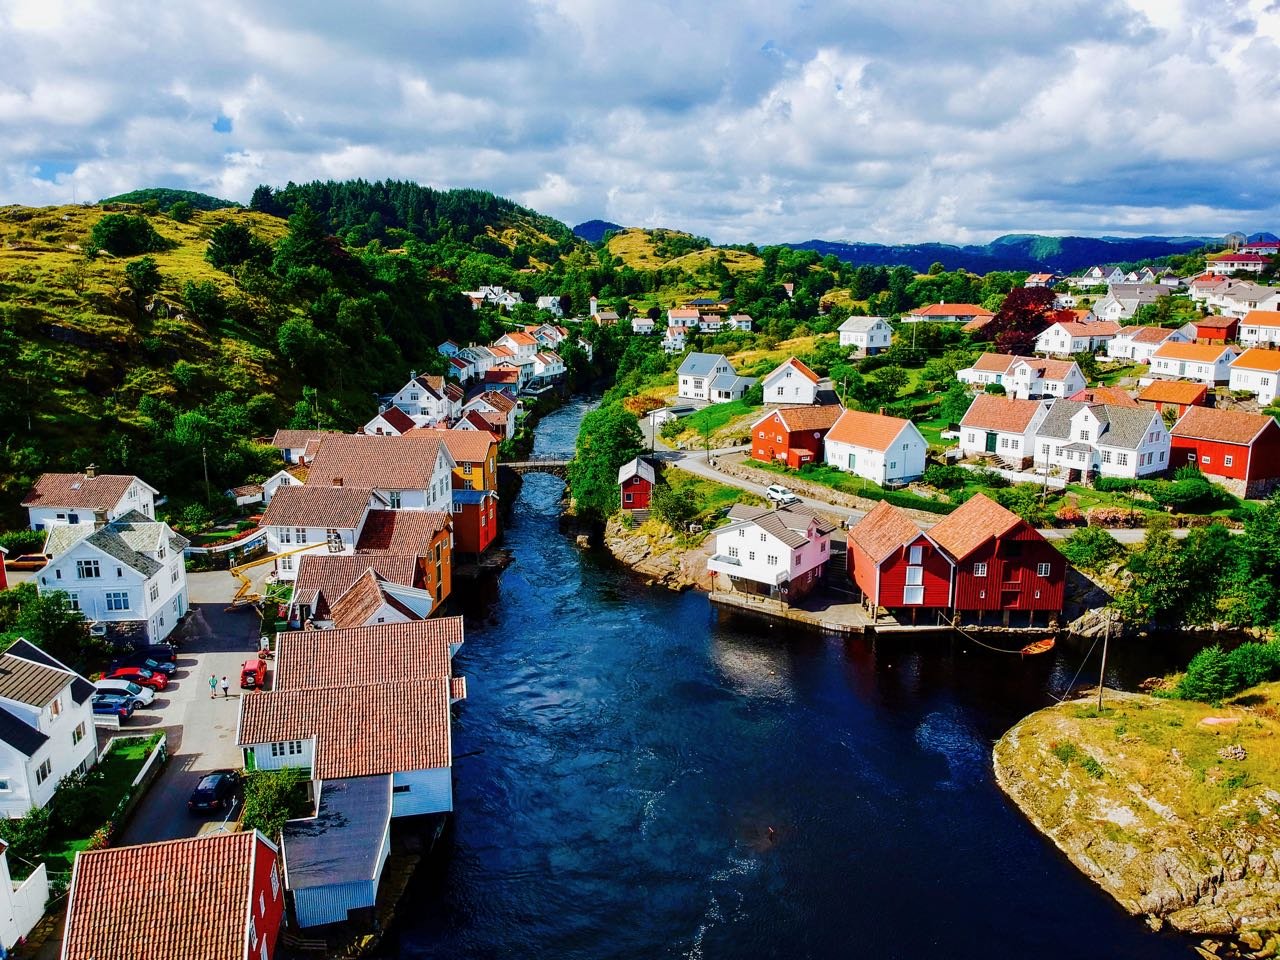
118,569,268,844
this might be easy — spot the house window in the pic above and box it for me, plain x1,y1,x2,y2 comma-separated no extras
34,758,52,786
452,502,463,514
269,740,305,757
462,463,473,476
1159,451,1165,462
280,556,293,572
76,559,101,579
903,585,924,605
905,566,923,586
280,527,291,543
0,779,9,792
748,551,755,561
757,431,765,439
50,697,62,718
1079,430,1089,440
889,461,897,470
260,891,266,917
72,721,86,746
760,533,767,542
1000,437,1009,449
728,546,739,559
1224,455,1234,467
295,528,308,543
1117,453,1128,466
105,591,130,611
1187,452,1196,462
767,555,778,565
776,387,784,397
1201,455,1211,464
909,546,923,564
66,593,80,611
1037,562,1051,577
388,490,402,509
738,529,744,538
1101,450,1112,463
150,582,160,602
271,866,280,897
973,562,988,577
172,564,180,583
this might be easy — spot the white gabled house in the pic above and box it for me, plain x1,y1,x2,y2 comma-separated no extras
0,639,99,819
37,512,189,642
677,353,738,402
535,295,564,316
1091,284,1165,321
1105,325,1190,362
1033,401,1170,481
388,373,455,427
1148,342,1238,385
662,325,688,354
631,316,656,334
494,331,540,359
728,314,754,331
260,486,376,581
1034,320,1121,357
823,410,927,485
706,504,838,604
363,406,418,437
22,469,157,532
838,316,893,356
1239,310,1280,347
761,357,825,405
958,394,1052,467
1228,348,1280,406
1005,357,1086,400
957,353,1018,389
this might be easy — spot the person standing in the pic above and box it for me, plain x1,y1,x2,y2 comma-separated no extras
220,676,230,698
208,674,217,699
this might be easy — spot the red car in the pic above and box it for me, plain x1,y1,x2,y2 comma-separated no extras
240,659,266,689
107,666,168,691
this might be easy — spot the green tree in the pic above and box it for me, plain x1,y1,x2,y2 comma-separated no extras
241,768,304,841
938,382,973,425
168,200,194,223
89,213,168,257
1221,493,1280,627
927,261,945,275
273,203,331,275
123,256,161,305
205,221,270,271
567,403,644,520
182,280,227,327
10,586,107,673
1177,645,1235,703
650,483,698,528
1057,526,1126,573
1115,516,1189,625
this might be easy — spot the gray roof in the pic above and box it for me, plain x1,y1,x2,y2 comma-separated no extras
43,512,187,578
677,353,731,377
617,458,656,486
283,775,392,889
0,710,47,757
1037,401,1156,451
725,503,839,548
0,644,73,708
7,639,95,704
1106,284,1166,305
838,315,888,333
709,374,755,392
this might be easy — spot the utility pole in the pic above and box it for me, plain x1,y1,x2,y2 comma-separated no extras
202,446,212,506
1097,609,1111,712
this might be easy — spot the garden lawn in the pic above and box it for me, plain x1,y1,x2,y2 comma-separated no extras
682,399,760,435
665,469,762,523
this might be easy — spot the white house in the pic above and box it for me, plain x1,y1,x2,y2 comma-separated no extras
271,430,339,466
706,504,838,604
1024,273,1056,288
823,410,927,485
667,307,700,327
494,331,540,359
535,295,564,316
838,316,893,356
1091,284,1165,321
388,373,454,427
1033,401,1170,480
0,639,98,819
1034,320,1121,356
957,353,1019,389
1149,342,1238,385
459,345,498,379
22,469,157,532
958,394,1052,467
1006,358,1086,400
461,285,522,308
260,485,376,581
728,314,754,331
1210,282,1280,319
304,434,457,516
761,357,825,405
677,353,738,402
363,406,418,437
631,316,656,334
1228,348,1280,405
1106,325,1190,362
228,468,302,507
1206,253,1268,276
662,325,689,354
530,351,565,383
0,833,47,950
1240,310,1280,347
38,513,189,642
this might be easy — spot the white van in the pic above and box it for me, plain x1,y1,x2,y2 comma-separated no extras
95,679,156,706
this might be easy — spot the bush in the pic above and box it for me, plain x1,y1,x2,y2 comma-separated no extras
1178,645,1235,703
1058,526,1126,572
241,768,305,841
972,468,1010,489
650,483,698,527
0,529,45,554
182,280,228,327
1094,477,1139,493
984,382,1006,395
1225,642,1280,690
922,464,968,489
5,807,50,869
90,213,169,257
1086,507,1146,528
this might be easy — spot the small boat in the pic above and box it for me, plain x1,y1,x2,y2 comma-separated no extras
1020,637,1056,656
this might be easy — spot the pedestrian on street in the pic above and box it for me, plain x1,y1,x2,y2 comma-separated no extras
220,676,230,698
208,674,217,699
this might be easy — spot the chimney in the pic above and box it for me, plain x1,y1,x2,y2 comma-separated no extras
332,477,343,487
93,508,108,529
879,407,886,416
85,463,97,479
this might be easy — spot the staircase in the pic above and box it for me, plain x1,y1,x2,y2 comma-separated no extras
628,509,651,523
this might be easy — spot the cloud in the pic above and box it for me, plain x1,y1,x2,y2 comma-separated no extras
0,0,1277,242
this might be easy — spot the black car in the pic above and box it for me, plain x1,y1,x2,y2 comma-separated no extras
109,653,176,676
135,643,178,663
187,770,242,813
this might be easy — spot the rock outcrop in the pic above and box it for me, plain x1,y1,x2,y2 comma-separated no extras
994,688,1280,953
602,516,713,591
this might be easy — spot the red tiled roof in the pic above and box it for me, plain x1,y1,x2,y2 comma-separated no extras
1171,406,1274,446
959,394,1045,433
238,679,452,778
926,493,1024,561
1051,321,1120,336
305,434,447,490
971,353,1018,374
371,406,416,433
1243,310,1280,329
458,411,503,436
484,369,520,383
961,315,993,332
1213,252,1268,263
260,485,372,529
848,501,926,564
271,429,339,450
1127,326,1178,344
293,554,419,609
825,409,911,451
412,428,496,465
775,357,821,383
1232,347,1280,373
327,569,421,628
355,510,449,555
909,303,992,318
276,619,461,690
770,404,846,433
1151,342,1236,363
476,391,516,412
63,831,270,960
21,473,144,509
1194,316,1239,330
1137,380,1207,405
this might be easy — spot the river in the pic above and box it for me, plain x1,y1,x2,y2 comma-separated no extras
390,397,1197,959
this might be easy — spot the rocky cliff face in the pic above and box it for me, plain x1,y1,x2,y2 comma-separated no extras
993,689,1280,954
602,516,713,591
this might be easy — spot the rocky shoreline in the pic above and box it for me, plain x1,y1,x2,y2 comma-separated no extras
600,515,713,591
993,689,1280,957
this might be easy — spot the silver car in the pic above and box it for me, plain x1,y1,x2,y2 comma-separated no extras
95,678,155,706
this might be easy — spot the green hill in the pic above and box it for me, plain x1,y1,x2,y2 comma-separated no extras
100,188,240,210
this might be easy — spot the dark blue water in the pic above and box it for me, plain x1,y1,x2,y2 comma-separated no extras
393,398,1193,959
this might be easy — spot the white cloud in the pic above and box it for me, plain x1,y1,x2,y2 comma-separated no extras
0,0,1277,242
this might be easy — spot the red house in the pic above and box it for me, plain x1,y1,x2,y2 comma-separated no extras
847,502,952,621
927,494,1066,624
750,404,845,469
1191,316,1239,343
1170,406,1280,498
618,457,655,510
63,830,284,960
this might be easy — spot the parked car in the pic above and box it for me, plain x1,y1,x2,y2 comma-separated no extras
240,659,267,689
117,643,177,664
187,770,242,814
107,666,168,690
109,653,176,676
95,679,156,706
765,484,800,505
3,553,50,570
92,693,136,720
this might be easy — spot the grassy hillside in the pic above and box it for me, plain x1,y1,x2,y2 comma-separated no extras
101,188,239,210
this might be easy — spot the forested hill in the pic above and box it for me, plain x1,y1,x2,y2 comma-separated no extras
101,188,239,211
785,233,1213,274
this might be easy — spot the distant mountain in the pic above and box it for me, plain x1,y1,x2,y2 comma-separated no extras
782,233,1215,274
100,188,239,210
573,219,624,243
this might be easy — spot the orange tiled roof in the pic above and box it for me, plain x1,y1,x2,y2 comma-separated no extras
848,501,926,564
293,555,418,611
776,356,821,384
327,569,420,628
1194,316,1239,330
63,831,270,960
909,303,991,318
926,493,1023,561
1243,310,1280,329
1068,386,1139,407
412,428,496,465
271,429,340,450
276,619,461,690
21,472,144,510
371,406,416,433
959,394,1045,433
238,680,452,779
1151,342,1236,363
260,485,372,529
1172,406,1274,446
825,409,911,451
1137,380,1207,405
971,353,1018,374
355,510,450,555
771,404,846,433
1014,357,1079,379
1231,347,1280,373
305,434,447,490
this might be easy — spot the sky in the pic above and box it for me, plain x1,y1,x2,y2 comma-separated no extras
1,0,1278,244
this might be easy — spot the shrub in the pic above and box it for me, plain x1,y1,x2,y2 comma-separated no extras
651,484,698,527
90,213,169,257
182,280,228,327
86,821,114,851
1178,645,1236,702
5,807,50,868
1093,477,1139,493
1058,525,1126,571
1054,504,1084,526
922,464,968,489
241,768,305,841
0,529,45,555
973,468,1010,489
984,382,1006,395
1225,642,1280,690
1086,507,1146,528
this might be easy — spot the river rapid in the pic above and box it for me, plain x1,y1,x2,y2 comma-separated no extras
390,397,1199,959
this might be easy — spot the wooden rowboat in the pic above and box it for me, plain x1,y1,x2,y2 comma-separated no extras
1020,637,1056,656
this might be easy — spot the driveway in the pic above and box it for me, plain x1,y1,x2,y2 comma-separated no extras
118,568,269,844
